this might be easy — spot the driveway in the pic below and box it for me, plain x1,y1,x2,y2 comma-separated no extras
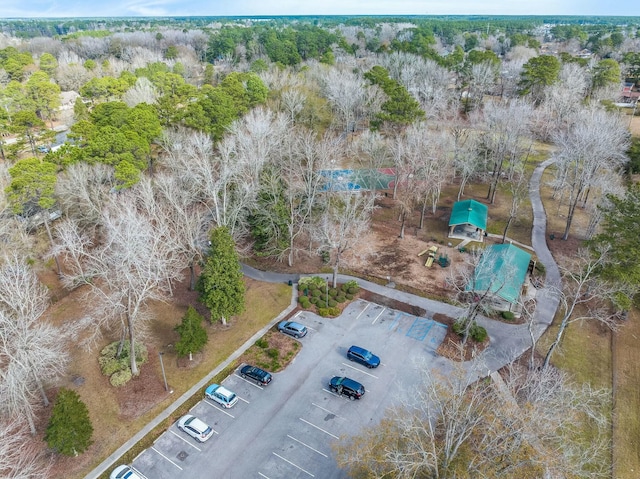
130,300,447,479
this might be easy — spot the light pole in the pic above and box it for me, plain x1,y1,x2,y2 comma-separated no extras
159,352,170,393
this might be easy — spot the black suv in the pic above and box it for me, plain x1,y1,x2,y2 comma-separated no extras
329,376,365,400
240,365,272,386
347,345,380,369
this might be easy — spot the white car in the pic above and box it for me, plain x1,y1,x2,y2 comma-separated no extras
205,383,239,408
110,465,142,479
177,414,214,442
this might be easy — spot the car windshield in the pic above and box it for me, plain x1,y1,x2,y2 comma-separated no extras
363,351,372,360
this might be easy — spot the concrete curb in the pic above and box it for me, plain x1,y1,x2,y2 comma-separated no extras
85,286,298,479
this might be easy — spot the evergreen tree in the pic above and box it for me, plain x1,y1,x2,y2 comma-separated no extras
197,227,245,325
175,306,208,360
45,388,93,456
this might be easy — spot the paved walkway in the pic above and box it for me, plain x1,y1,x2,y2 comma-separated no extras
85,160,561,478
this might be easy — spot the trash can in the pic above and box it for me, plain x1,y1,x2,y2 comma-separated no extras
288,280,293,286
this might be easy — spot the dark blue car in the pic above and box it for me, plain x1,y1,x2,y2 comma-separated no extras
347,345,380,369
240,365,272,386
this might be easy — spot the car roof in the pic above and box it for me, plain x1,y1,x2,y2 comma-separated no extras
187,416,209,432
348,345,368,354
215,385,234,398
111,465,140,479
281,320,306,330
342,377,364,390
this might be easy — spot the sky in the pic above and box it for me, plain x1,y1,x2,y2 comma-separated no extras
2,0,639,18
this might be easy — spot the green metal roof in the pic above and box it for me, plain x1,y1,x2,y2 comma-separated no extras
468,244,531,304
449,199,488,230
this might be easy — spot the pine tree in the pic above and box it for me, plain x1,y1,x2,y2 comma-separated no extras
45,388,93,456
175,306,208,360
197,227,245,325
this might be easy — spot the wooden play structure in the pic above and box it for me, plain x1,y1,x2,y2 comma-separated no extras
418,245,439,267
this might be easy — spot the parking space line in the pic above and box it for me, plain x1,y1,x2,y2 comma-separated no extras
299,418,339,439
169,430,203,451
294,310,302,318
272,452,315,477
234,374,264,389
341,362,378,379
287,435,328,457
238,395,250,404
355,303,371,320
311,402,343,419
372,307,386,324
258,473,271,479
322,387,341,398
203,399,235,418
150,446,183,470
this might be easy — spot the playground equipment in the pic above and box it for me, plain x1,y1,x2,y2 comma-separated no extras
418,245,439,267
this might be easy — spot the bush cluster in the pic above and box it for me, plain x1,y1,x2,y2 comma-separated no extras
317,306,341,317
452,320,488,343
98,340,148,387
501,311,515,320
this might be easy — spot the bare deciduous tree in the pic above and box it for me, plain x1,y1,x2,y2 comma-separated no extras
314,191,376,287
0,416,51,478
0,254,69,435
551,106,629,240
335,359,610,478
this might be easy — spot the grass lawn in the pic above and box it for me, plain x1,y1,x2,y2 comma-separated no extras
611,309,640,479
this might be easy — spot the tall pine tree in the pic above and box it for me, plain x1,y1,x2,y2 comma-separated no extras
45,388,93,456
197,227,245,325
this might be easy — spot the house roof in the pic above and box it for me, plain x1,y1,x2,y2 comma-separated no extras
468,244,531,304
449,199,488,230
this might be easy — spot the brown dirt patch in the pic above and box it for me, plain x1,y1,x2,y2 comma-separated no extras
238,329,301,373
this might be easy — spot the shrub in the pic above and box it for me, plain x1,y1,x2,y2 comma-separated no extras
317,306,341,317
309,296,318,305
535,262,546,273
501,311,515,320
343,280,359,292
328,299,337,307
329,288,338,297
110,369,132,387
98,357,125,377
336,295,346,303
255,337,268,349
299,298,311,309
311,288,322,297
267,348,279,359
299,276,327,290
469,323,488,342
298,295,307,303
99,341,148,381
348,287,358,295
452,321,464,336
345,293,354,300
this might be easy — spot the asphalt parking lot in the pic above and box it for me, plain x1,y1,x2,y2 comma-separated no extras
130,299,448,479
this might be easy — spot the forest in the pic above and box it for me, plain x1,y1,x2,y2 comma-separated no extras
1,14,640,479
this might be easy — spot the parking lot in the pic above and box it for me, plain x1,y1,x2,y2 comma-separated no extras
130,299,448,479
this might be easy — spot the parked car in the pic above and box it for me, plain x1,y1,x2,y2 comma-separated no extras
347,345,380,368
240,365,272,385
278,320,308,338
205,383,238,408
329,376,365,400
177,414,214,442
110,465,142,479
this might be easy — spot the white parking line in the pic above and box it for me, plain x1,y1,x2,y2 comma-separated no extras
311,402,343,419
287,434,328,457
150,446,183,470
169,430,202,451
258,473,271,479
234,374,264,389
372,307,386,324
322,387,341,398
299,418,339,439
238,395,250,404
355,302,371,320
272,452,315,477
203,399,235,418
294,310,302,318
341,362,379,379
